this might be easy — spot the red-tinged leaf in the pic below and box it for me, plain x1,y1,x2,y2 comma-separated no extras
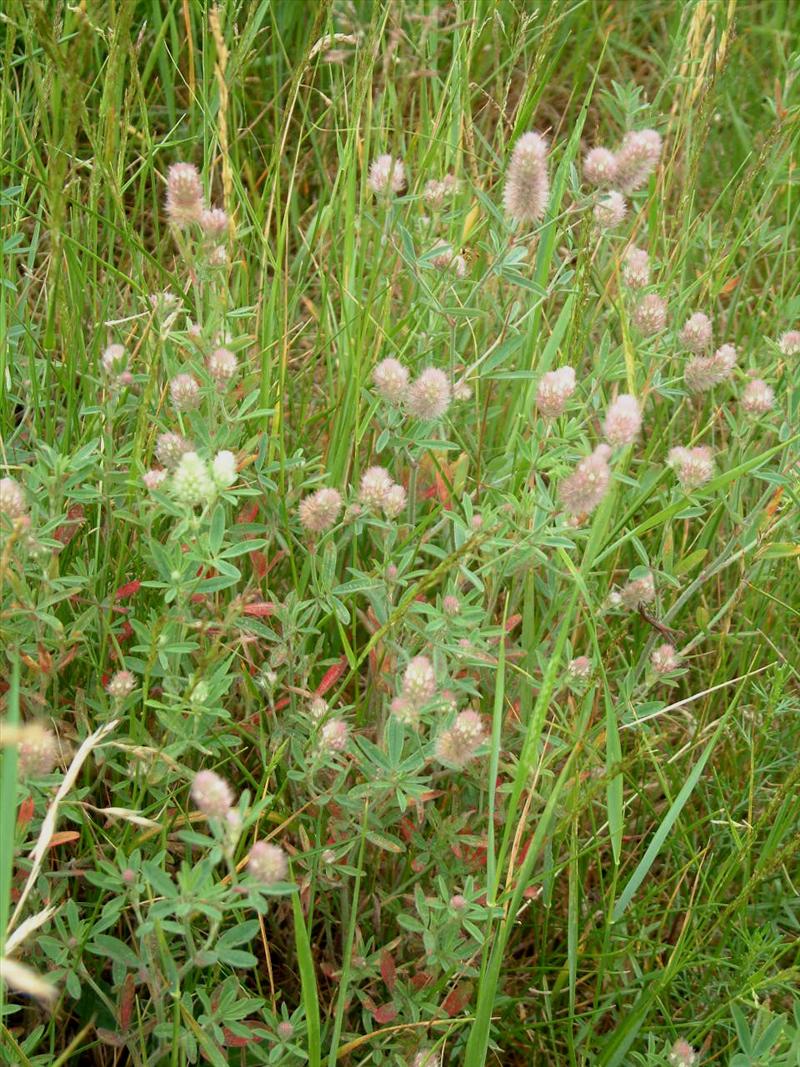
380,950,397,994
410,971,433,990
371,1003,398,1025
190,594,207,605
37,644,53,675
114,579,141,601
720,276,739,296
242,601,276,617
274,697,290,712
237,502,260,525
222,1027,262,1048
315,658,347,696
53,505,85,546
17,796,35,828
58,645,81,670
249,550,267,580
117,621,134,643
441,982,472,1017
118,973,135,1032
504,613,522,632
48,831,80,848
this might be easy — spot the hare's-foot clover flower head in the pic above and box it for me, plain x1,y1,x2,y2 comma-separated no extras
435,709,485,769
685,345,736,392
632,293,668,335
622,246,650,288
741,378,774,415
155,432,193,469
359,466,394,510
668,1039,698,1067
779,329,800,355
423,174,458,207
411,1050,442,1067
583,146,618,186
299,487,343,534
651,643,680,674
614,128,662,193
679,312,713,353
503,131,550,223
559,444,612,517
593,191,627,229
211,451,237,489
172,452,216,507
668,446,714,489
567,655,593,680
390,696,419,726
101,343,127,375
248,841,289,885
0,477,28,519
603,394,642,446
372,358,409,405
442,594,460,616
368,154,406,196
107,670,137,700
406,367,451,420
207,346,238,386
17,724,59,778
430,244,468,277
383,483,407,519
191,770,234,819
619,573,656,610
319,718,349,753
401,655,437,709
169,373,201,412
143,468,168,491
536,366,576,417
199,207,229,237
165,162,205,225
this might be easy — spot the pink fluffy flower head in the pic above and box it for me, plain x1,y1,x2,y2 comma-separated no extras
248,841,289,885
779,329,800,355
200,207,229,237
207,347,238,386
559,444,613,517
435,709,485,770
368,154,406,196
101,344,127,375
685,344,736,392
668,446,714,489
619,573,656,611
668,1038,698,1067
406,368,451,419
165,163,205,226
741,378,774,415
169,373,201,411
17,725,59,778
603,394,642,446
143,468,168,491
299,487,342,534
622,247,650,288
0,477,27,519
503,132,550,224
191,770,234,819
614,129,663,193
401,655,437,709
568,655,593,680
359,466,394,511
155,432,193,470
632,293,668,336
593,191,627,229
319,718,349,753
372,358,409,405
679,312,713,353
537,366,576,417
651,643,680,675
107,670,136,699
583,146,618,187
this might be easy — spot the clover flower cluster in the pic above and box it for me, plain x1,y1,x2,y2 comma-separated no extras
164,162,231,265
584,128,663,194
503,131,550,224
391,655,437,725
190,769,288,884
373,359,452,420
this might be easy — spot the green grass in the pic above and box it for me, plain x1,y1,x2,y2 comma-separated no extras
1,1,800,1064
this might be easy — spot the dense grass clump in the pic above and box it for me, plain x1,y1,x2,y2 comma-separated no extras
1,2,800,1065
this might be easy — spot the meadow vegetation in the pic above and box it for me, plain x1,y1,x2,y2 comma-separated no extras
1,1,799,1064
